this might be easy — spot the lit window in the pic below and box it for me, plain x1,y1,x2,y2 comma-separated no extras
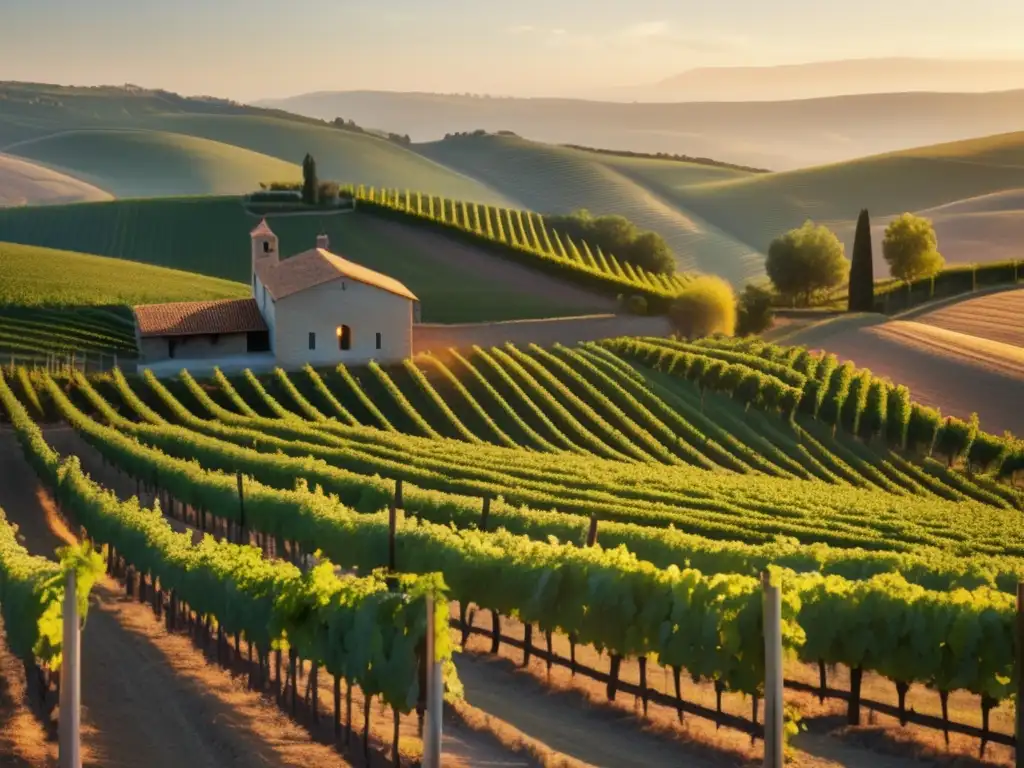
337,325,352,351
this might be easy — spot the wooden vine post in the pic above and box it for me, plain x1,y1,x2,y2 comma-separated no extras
1016,582,1024,768
762,571,784,768
58,569,82,768
761,573,782,768
422,592,443,768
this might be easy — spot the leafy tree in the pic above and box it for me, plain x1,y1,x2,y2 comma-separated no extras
766,221,848,306
882,213,945,282
301,153,319,205
847,209,875,312
543,209,675,275
669,276,736,338
736,283,775,336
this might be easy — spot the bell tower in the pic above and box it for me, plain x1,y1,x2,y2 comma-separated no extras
250,219,279,271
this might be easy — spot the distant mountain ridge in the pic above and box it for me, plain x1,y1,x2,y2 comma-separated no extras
255,88,1024,170
622,57,1024,102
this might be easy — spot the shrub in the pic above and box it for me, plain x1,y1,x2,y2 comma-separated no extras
767,221,849,306
736,284,775,336
882,213,945,282
669,276,737,339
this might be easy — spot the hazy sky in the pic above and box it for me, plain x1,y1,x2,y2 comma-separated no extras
2,0,1023,100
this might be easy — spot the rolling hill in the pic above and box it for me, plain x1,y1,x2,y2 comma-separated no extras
5,81,1024,292
416,134,761,282
3,129,301,198
0,153,112,206
0,198,614,324
257,88,1024,171
671,131,1024,273
0,83,516,206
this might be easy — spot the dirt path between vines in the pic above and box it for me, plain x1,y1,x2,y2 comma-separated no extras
25,425,530,768
0,617,56,767
0,428,362,768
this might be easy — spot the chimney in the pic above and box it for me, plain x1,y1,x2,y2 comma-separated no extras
316,233,329,250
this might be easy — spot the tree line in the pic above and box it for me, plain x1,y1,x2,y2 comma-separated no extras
766,212,945,310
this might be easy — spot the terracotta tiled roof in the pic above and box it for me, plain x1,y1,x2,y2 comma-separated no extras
256,248,418,302
250,218,275,237
133,298,267,338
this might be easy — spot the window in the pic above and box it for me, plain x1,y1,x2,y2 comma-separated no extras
262,240,270,253
375,332,381,350
308,332,316,350
337,324,352,351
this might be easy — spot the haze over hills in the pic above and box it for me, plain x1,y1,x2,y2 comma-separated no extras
255,88,1024,170
5,80,1024,288
602,57,1024,102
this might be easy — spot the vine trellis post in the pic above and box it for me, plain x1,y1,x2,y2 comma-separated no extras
762,571,783,768
422,592,443,768
58,569,82,768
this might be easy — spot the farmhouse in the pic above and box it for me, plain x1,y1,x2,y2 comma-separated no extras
133,219,417,374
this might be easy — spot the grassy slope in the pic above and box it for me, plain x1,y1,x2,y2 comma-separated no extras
3,130,301,198
415,135,761,284
0,241,248,358
676,131,1024,260
0,83,515,206
135,114,518,205
0,198,612,323
0,240,247,306
0,154,112,206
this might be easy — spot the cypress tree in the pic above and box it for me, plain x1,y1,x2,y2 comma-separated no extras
848,208,875,312
301,153,319,205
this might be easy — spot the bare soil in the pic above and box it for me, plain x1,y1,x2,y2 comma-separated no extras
0,618,57,767
909,288,1024,348
783,316,1024,437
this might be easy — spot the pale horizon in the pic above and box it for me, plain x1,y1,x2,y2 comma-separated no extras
3,1,1024,102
